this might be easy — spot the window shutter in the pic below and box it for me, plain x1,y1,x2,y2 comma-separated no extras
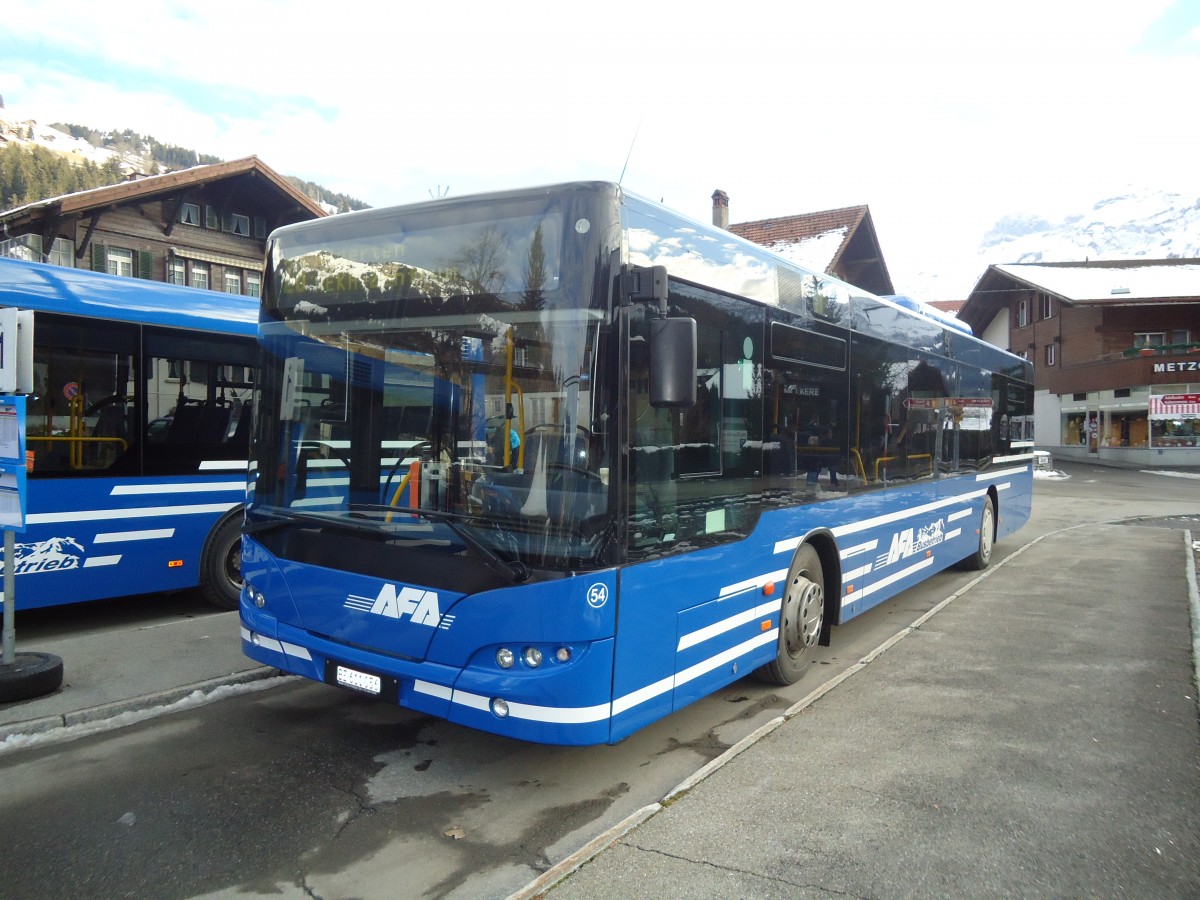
138,250,153,280
91,242,107,273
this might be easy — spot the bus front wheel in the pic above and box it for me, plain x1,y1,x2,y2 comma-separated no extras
756,544,825,685
200,513,244,610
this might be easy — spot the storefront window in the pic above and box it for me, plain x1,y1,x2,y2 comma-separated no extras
1151,417,1200,448
1103,412,1148,448
1062,414,1088,447
1150,392,1200,447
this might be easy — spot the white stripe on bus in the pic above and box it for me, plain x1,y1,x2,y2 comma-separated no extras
840,539,879,559
774,487,991,554
110,482,245,495
28,502,239,525
719,569,787,598
842,555,935,607
677,599,782,651
93,528,175,543
83,555,121,567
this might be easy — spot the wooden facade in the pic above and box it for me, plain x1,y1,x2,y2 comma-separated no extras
0,157,326,294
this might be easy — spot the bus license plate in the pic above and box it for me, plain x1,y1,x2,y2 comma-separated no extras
335,665,381,695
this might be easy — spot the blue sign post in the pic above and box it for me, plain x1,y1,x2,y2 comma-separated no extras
0,314,63,702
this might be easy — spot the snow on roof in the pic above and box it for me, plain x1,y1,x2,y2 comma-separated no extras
766,229,848,273
994,261,1200,302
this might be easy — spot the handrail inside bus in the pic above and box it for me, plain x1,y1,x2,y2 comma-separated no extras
873,453,936,482
27,435,130,470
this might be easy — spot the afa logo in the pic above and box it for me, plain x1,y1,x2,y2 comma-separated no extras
0,537,86,575
879,519,945,567
345,583,442,627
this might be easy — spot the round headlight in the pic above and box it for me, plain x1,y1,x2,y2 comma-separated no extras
496,648,515,669
555,646,571,663
522,647,544,668
491,698,509,718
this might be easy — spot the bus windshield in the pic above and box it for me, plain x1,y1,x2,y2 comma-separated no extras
251,196,615,577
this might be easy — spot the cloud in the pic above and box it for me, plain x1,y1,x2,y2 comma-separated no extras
2,0,1196,298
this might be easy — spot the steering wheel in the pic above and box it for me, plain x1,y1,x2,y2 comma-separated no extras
83,394,129,417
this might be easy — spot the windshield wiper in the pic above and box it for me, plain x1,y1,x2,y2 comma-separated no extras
248,504,530,583
351,504,531,584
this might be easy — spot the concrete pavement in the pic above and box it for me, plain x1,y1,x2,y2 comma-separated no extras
524,521,1200,898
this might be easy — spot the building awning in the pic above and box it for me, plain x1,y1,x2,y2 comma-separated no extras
170,247,258,269
1150,394,1200,419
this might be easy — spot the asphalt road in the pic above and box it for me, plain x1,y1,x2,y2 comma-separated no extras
0,460,1197,899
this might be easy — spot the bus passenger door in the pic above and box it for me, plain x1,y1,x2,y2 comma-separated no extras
614,280,769,737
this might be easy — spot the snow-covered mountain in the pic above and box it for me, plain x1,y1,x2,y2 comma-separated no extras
901,188,1200,302
0,106,151,173
979,189,1200,264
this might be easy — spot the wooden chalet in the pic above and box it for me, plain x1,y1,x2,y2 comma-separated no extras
0,156,326,296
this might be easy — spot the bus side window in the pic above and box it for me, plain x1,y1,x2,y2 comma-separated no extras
27,343,136,475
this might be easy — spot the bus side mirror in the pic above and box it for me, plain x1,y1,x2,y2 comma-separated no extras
650,317,697,408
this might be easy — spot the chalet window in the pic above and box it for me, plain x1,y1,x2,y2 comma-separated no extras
245,272,261,298
1170,329,1190,345
1114,388,1131,398
1044,344,1056,366
220,213,250,236
107,247,133,278
190,262,209,291
205,205,218,229
180,203,201,227
1017,299,1029,327
253,217,267,239
47,237,74,268
1039,292,1053,320
224,272,241,294
1135,332,1165,348
168,258,186,285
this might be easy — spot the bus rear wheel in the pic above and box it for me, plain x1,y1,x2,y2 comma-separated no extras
958,496,995,571
756,544,825,685
200,513,244,610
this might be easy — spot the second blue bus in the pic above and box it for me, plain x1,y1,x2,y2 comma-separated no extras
0,256,256,610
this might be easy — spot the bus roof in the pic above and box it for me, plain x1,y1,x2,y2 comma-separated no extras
0,256,259,335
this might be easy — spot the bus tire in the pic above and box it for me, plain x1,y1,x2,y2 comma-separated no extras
958,495,995,571
0,651,64,703
755,543,824,685
199,512,244,610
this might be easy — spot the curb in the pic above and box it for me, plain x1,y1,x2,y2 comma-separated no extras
0,665,284,744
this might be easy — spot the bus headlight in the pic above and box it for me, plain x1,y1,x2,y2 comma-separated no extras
496,648,515,669
253,590,266,609
491,698,509,718
522,647,543,668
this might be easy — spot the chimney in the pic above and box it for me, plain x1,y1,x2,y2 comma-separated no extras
712,189,729,229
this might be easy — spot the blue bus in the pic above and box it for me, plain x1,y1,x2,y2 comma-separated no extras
241,182,1034,745
0,256,257,610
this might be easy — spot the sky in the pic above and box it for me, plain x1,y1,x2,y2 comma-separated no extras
2,0,1199,300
